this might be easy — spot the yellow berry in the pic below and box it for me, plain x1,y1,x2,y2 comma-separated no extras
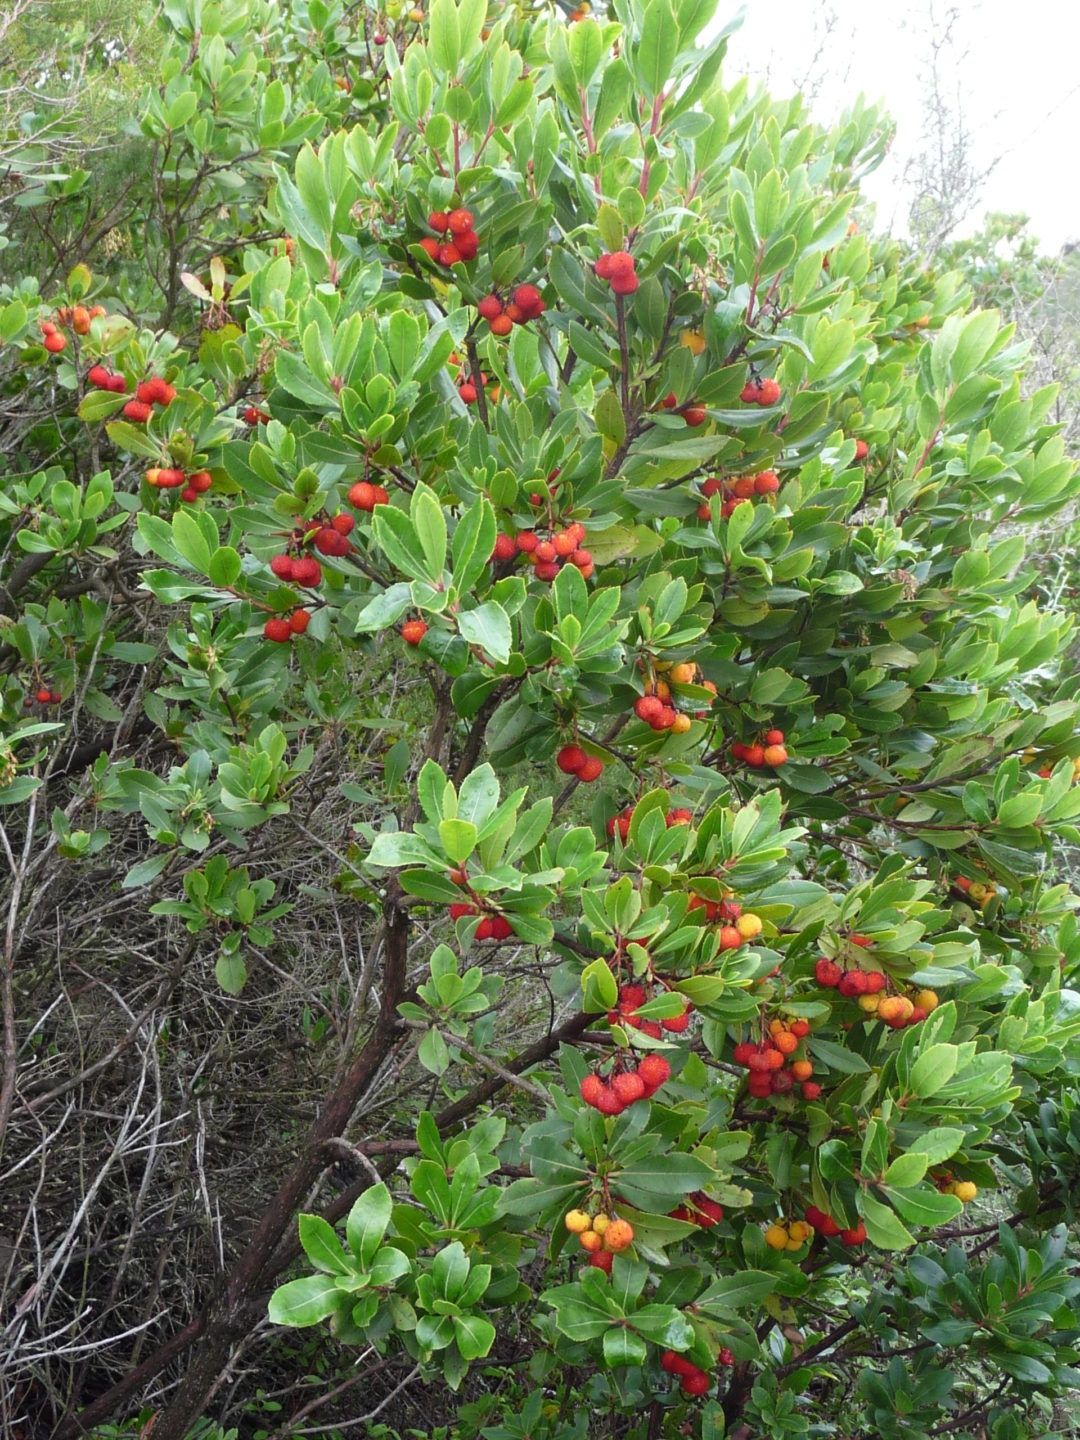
736,912,763,940
578,1229,602,1252
669,662,696,684
788,1220,811,1242
858,993,881,1013
764,1224,788,1251
591,1213,610,1235
969,882,987,902
680,328,706,356
671,713,692,734
784,1237,803,1251
953,1181,977,1203
564,1209,591,1234
768,1018,784,1035
915,989,939,1013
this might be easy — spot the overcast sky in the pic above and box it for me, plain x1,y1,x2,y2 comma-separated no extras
723,0,1080,253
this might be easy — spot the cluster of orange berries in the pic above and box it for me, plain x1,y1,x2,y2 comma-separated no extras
122,376,177,425
513,522,593,580
815,956,940,1029
730,728,789,768
803,1208,867,1246
594,249,639,295
580,1053,672,1115
764,1217,814,1251
447,902,514,941
607,982,693,1038
734,1019,819,1101
634,662,717,734
953,874,999,908
146,467,213,503
740,377,781,405
606,803,692,842
476,284,545,335
564,1209,634,1274
40,305,108,353
419,207,480,266
556,743,604,783
697,469,779,519
687,894,763,951
86,363,128,395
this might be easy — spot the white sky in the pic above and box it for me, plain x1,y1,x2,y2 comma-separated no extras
723,0,1080,252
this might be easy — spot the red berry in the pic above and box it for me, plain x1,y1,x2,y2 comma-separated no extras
682,405,707,427
458,382,477,404
314,526,349,557
449,903,475,921
636,1054,671,1095
35,688,53,704
108,374,128,393
764,728,785,745
588,1248,613,1273
331,512,355,535
732,1041,754,1066
490,314,513,336
682,1370,710,1396
438,243,462,266
447,208,474,234
758,377,781,404
513,283,544,317
477,295,503,321
577,755,604,782
428,211,451,232
580,1074,605,1108
292,556,323,587
289,608,311,634
401,618,428,646
740,381,761,403
556,745,587,774
841,1222,867,1246
801,1081,822,1100
662,1009,690,1034
611,1071,646,1105
270,554,295,580
594,1085,624,1116
264,617,292,643
419,237,440,259
516,530,539,552
475,917,495,940
634,695,664,724
454,230,479,261
854,439,869,461
815,958,842,988
43,332,67,353
661,1350,693,1376
122,401,153,423
492,533,517,562
743,743,766,768
790,1019,810,1038
86,364,111,389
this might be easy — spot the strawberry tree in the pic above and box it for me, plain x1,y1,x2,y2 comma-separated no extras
1,1,1079,1438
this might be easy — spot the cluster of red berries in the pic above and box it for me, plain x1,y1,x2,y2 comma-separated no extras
556,744,604,783
659,1350,713,1397
606,804,692,842
580,1053,671,1114
477,284,545,336
633,694,693,736
86,364,128,395
312,515,356,557
242,405,270,426
513,523,593,581
347,480,391,511
730,728,789,768
26,686,62,706
264,610,311,643
122,377,177,425
740,377,781,405
419,208,480,265
455,366,492,405
805,1207,866,1246
40,319,68,354
657,392,707,426
402,618,427,646
668,1191,723,1227
607,982,693,1037
697,470,779,519
813,957,886,997
594,250,638,295
686,894,764,953
146,467,213,502
269,552,324,587
447,903,515,941
733,1018,819,1101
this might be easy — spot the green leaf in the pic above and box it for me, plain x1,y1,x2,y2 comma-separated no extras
856,1192,916,1250
298,1214,351,1275
438,818,477,863
908,1044,959,1099
208,546,241,587
411,482,447,582
171,510,213,575
697,1270,776,1312
429,0,461,71
268,1274,340,1327
603,1326,647,1368
215,952,247,995
458,601,512,664
453,1313,496,1361
581,957,618,1012
881,1152,929,1188
345,1183,393,1267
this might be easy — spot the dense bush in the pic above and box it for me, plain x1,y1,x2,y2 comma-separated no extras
1,2,1079,1438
